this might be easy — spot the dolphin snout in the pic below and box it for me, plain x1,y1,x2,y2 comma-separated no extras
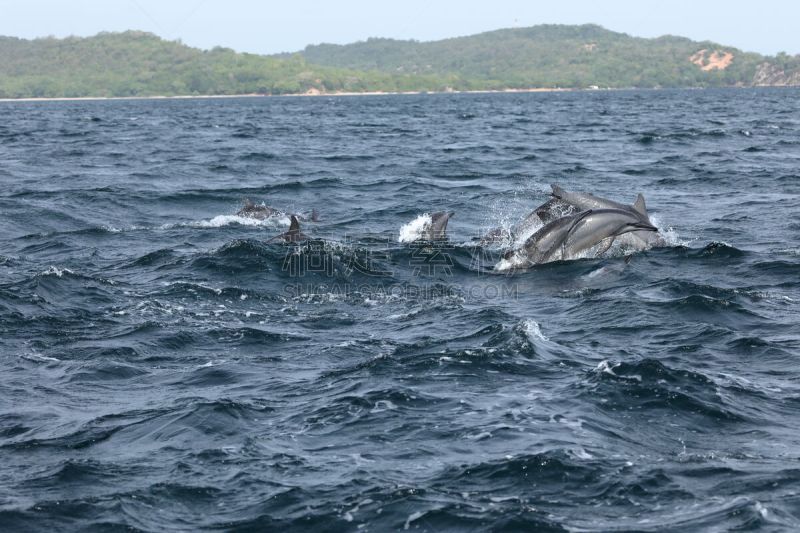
633,222,658,232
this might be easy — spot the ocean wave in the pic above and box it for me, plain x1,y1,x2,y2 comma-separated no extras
239,151,277,161
634,128,728,144
587,358,744,422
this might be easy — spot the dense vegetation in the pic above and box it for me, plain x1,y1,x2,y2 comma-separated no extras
301,25,778,89
0,31,452,98
1,25,798,98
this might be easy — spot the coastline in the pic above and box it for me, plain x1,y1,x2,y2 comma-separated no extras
0,85,791,103
0,87,573,103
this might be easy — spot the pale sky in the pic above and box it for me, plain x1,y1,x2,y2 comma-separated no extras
0,0,797,56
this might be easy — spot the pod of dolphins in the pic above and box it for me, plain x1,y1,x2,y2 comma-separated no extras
237,184,663,269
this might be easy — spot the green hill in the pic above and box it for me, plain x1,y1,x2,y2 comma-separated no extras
1,25,798,99
299,24,797,89
0,31,450,98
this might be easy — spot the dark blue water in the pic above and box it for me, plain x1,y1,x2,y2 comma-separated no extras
1,89,799,531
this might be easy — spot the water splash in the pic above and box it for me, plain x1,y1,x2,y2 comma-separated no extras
188,214,291,228
398,213,432,242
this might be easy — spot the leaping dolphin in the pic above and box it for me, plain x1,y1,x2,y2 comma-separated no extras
542,185,662,248
505,208,658,267
480,185,653,246
559,209,658,258
504,210,592,265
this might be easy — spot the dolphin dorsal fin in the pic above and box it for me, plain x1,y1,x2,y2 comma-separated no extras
289,215,300,233
551,184,565,199
633,194,647,216
244,198,254,208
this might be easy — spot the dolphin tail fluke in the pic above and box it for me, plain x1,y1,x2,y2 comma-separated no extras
633,194,647,217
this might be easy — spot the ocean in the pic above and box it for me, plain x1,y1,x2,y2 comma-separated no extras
1,89,799,531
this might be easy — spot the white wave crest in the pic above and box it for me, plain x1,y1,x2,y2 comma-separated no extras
192,214,290,228
522,319,549,342
398,214,432,243
160,214,291,230
40,266,74,278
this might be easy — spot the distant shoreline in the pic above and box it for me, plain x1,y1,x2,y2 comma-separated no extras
0,85,792,103
0,87,573,103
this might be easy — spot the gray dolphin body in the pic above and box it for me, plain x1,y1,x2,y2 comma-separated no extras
546,185,662,248
238,199,319,222
509,208,658,266
511,209,549,241
238,199,278,220
482,184,658,247
506,211,591,264
426,211,454,241
534,198,573,224
559,209,658,258
268,215,309,243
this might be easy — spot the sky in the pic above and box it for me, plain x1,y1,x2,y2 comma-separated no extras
0,0,797,56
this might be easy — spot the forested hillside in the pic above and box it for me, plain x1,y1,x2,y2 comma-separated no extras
1,25,798,98
300,24,797,89
0,31,449,98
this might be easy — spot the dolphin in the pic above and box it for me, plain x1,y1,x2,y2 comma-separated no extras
267,215,309,243
506,208,658,266
545,184,662,247
511,209,550,241
487,184,653,246
426,211,454,241
237,198,278,220
550,184,639,214
534,197,574,224
504,210,593,265
237,199,320,222
559,209,658,259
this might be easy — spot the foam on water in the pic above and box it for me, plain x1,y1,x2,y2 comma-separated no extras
398,213,432,242
522,319,549,342
188,214,291,228
40,265,74,277
494,250,527,271
649,214,687,247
